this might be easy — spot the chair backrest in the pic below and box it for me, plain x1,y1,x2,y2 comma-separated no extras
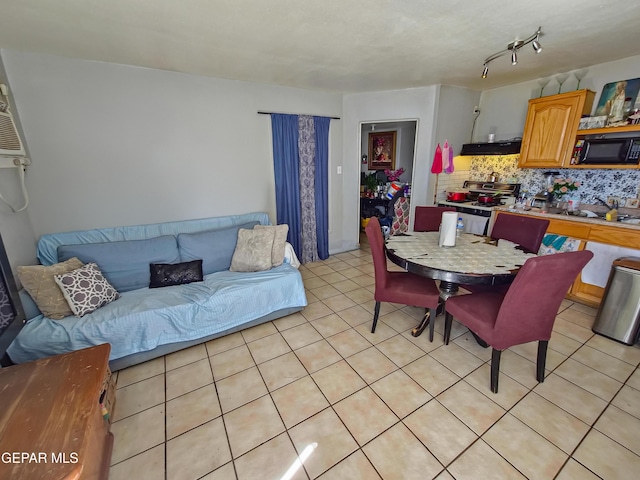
414,206,456,232
492,250,593,350
491,214,550,254
364,217,390,290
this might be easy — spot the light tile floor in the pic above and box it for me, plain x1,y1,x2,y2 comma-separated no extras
108,235,640,479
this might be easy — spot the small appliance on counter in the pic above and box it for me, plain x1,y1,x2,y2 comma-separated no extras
532,171,560,207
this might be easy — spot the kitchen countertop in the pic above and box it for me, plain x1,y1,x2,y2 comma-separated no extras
494,206,640,232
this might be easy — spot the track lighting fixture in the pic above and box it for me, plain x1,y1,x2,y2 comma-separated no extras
481,26,543,78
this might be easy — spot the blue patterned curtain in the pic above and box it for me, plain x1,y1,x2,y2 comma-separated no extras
298,116,318,263
270,114,331,263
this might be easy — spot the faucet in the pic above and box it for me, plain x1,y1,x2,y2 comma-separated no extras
596,197,618,210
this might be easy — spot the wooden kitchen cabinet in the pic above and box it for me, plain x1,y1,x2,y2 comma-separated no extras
0,344,114,480
495,210,640,308
518,89,595,169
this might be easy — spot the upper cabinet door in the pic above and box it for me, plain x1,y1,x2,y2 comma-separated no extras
518,90,595,168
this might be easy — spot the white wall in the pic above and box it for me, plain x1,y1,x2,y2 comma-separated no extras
431,85,481,202
476,54,640,142
1,50,346,251
343,87,439,249
0,55,37,277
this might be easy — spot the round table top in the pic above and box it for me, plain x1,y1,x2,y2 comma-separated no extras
385,231,537,286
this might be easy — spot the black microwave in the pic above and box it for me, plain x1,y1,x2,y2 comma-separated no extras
577,137,640,165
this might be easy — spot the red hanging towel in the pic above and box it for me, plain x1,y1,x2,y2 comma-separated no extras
431,143,443,174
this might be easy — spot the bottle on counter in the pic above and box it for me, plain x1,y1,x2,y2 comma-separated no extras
456,217,465,237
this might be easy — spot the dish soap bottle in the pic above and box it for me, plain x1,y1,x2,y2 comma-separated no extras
456,217,465,237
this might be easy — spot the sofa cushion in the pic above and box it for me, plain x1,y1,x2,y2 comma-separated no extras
54,263,119,317
57,235,180,292
230,228,275,272
177,221,259,275
254,224,289,267
17,257,85,319
149,260,204,288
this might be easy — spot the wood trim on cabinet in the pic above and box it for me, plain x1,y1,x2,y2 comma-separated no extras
588,225,640,249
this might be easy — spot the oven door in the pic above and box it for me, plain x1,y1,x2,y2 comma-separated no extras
457,213,489,235
437,203,490,235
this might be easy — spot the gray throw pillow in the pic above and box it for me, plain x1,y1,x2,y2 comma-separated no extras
254,224,289,267
54,263,119,317
229,228,275,272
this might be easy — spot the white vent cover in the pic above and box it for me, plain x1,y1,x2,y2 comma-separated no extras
0,111,25,157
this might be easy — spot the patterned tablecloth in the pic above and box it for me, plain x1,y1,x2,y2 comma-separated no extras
386,232,536,275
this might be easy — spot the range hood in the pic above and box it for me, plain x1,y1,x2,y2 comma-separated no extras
460,140,521,156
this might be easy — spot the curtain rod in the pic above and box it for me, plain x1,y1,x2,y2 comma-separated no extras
257,111,340,120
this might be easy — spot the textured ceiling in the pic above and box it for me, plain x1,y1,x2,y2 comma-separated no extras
2,0,640,92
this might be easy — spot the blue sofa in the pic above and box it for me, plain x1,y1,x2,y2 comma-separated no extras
9,212,307,370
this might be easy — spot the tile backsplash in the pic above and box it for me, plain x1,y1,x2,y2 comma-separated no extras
467,155,640,204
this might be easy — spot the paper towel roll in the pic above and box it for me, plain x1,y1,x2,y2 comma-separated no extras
439,211,458,247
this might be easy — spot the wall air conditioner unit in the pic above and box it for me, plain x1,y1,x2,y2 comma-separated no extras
0,109,25,157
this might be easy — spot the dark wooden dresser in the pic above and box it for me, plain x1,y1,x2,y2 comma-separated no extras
0,344,114,479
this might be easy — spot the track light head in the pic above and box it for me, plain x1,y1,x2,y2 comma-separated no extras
481,26,543,79
532,38,543,53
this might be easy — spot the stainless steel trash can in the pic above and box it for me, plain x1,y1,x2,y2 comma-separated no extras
592,257,640,345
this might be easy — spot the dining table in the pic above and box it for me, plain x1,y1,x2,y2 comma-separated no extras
385,231,537,337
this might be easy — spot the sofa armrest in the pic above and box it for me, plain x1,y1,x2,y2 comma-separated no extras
19,289,42,320
283,242,300,269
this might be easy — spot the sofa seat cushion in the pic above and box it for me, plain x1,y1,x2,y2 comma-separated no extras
177,221,259,275
7,265,307,363
57,235,180,292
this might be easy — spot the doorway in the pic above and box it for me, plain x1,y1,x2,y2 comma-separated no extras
359,120,418,237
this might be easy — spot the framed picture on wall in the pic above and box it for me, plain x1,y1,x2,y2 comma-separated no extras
368,131,396,170
594,77,640,125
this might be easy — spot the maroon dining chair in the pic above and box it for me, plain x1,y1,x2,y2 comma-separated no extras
414,206,456,232
490,214,550,254
444,250,593,393
365,217,441,340
463,214,550,294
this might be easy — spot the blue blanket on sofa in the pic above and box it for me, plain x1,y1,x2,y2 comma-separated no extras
8,265,305,363
8,212,307,364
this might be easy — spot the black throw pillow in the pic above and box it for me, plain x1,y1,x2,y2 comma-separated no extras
149,260,204,288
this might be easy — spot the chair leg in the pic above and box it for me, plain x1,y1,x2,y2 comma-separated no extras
428,307,437,342
491,349,502,393
371,301,381,333
444,312,453,345
537,340,548,383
